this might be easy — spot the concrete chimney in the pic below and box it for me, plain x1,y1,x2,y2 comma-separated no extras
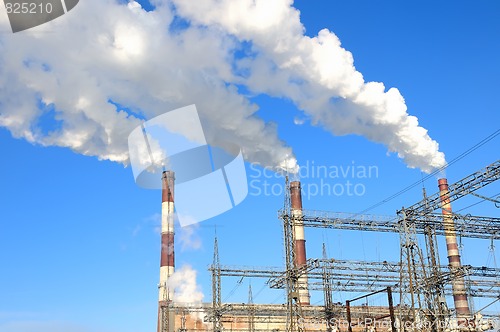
158,171,175,332
438,178,470,320
290,180,310,305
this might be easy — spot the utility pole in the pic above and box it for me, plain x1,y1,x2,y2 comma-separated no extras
322,243,334,332
248,284,255,332
211,237,223,332
422,187,449,331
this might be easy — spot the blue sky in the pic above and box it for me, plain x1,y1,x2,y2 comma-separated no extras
0,1,499,331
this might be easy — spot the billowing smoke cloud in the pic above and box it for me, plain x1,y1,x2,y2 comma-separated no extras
172,0,446,173
0,0,445,173
167,265,206,324
168,265,204,304
0,0,293,171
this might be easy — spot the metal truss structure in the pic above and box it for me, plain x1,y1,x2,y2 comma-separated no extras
196,160,500,331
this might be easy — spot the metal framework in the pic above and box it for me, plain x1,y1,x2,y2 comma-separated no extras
345,287,397,332
287,210,500,240
212,260,500,299
195,161,500,332
322,244,335,332
402,160,500,216
206,237,224,332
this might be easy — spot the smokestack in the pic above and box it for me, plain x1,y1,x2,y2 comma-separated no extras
158,171,175,332
290,181,310,305
438,178,470,320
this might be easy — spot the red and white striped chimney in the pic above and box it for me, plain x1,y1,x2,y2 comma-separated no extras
158,171,175,331
438,178,470,320
290,180,310,305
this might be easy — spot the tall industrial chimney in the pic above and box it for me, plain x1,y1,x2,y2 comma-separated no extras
290,181,310,305
438,178,470,320
158,170,175,332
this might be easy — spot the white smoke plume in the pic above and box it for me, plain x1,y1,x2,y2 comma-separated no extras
167,265,207,325
168,265,204,304
0,0,445,173
172,0,447,173
0,0,293,171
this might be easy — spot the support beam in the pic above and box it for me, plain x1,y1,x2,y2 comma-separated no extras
401,160,500,216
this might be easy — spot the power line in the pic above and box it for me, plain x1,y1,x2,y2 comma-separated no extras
252,282,269,302
456,192,500,213
357,128,500,214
